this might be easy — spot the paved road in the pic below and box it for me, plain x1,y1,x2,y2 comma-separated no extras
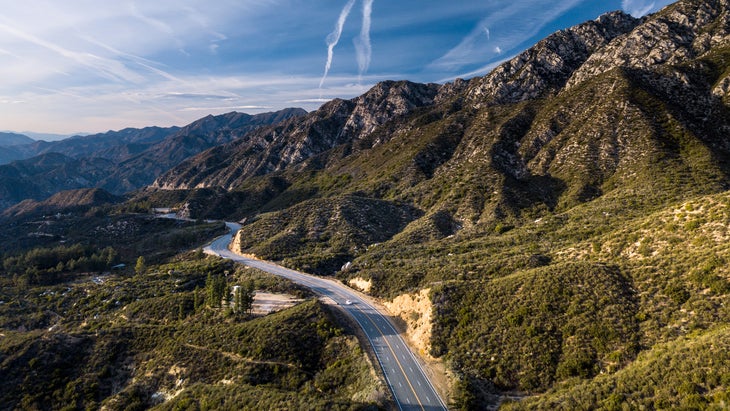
205,223,448,411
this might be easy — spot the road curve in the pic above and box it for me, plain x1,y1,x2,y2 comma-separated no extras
205,222,448,411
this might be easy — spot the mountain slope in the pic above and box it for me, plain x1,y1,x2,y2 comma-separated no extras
0,133,36,164
2,188,123,219
31,126,178,161
0,153,115,210
0,132,34,147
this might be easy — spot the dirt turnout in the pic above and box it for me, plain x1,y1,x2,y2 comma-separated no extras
252,292,304,315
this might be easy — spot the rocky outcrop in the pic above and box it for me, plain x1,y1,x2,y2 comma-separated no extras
567,0,730,89
464,11,640,107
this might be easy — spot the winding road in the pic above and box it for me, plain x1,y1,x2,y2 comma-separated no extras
205,222,448,411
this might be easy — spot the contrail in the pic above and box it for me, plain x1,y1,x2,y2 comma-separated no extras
319,0,357,89
355,0,374,82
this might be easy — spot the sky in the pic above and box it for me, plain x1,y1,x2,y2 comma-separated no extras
0,0,676,135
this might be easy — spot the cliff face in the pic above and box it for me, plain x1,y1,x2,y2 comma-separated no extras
567,0,730,89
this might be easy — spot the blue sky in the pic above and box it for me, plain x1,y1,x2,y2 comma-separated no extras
0,0,675,134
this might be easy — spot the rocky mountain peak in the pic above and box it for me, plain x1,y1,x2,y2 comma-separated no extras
464,10,639,108
342,81,440,141
566,0,730,89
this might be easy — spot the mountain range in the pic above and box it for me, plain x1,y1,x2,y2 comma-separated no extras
2,0,730,408
0,109,306,209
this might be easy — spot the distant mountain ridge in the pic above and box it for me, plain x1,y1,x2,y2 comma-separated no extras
2,187,122,219
0,132,34,146
0,108,307,210
103,108,307,193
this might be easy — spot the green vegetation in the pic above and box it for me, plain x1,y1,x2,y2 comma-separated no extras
0,256,384,410
3,244,118,286
0,212,226,263
3,2,730,409
501,326,730,410
233,195,421,275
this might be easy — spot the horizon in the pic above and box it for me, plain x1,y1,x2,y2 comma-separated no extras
0,0,675,135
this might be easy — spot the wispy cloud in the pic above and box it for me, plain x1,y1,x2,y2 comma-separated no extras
179,105,271,112
354,0,374,82
0,0,681,134
0,20,145,84
288,98,332,103
429,0,583,73
320,0,357,88
162,92,238,100
621,0,656,17
128,3,174,36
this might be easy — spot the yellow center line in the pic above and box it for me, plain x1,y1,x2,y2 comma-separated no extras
357,305,425,411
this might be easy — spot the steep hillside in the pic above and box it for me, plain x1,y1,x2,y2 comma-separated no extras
2,188,123,219
0,132,34,147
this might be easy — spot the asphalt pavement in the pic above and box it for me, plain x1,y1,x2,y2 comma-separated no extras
205,222,448,411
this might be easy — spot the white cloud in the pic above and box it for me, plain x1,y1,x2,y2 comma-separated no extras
320,0,357,88
429,0,583,72
354,0,375,81
621,0,656,17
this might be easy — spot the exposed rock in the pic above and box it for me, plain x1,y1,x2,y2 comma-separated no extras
567,0,730,89
383,289,435,358
465,11,640,107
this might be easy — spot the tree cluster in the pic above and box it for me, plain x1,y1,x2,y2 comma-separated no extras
2,244,118,286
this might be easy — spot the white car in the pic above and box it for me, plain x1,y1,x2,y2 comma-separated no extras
344,299,353,305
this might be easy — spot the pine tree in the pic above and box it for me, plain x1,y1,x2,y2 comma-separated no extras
206,273,215,307
193,286,202,312
134,256,146,276
242,279,255,315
